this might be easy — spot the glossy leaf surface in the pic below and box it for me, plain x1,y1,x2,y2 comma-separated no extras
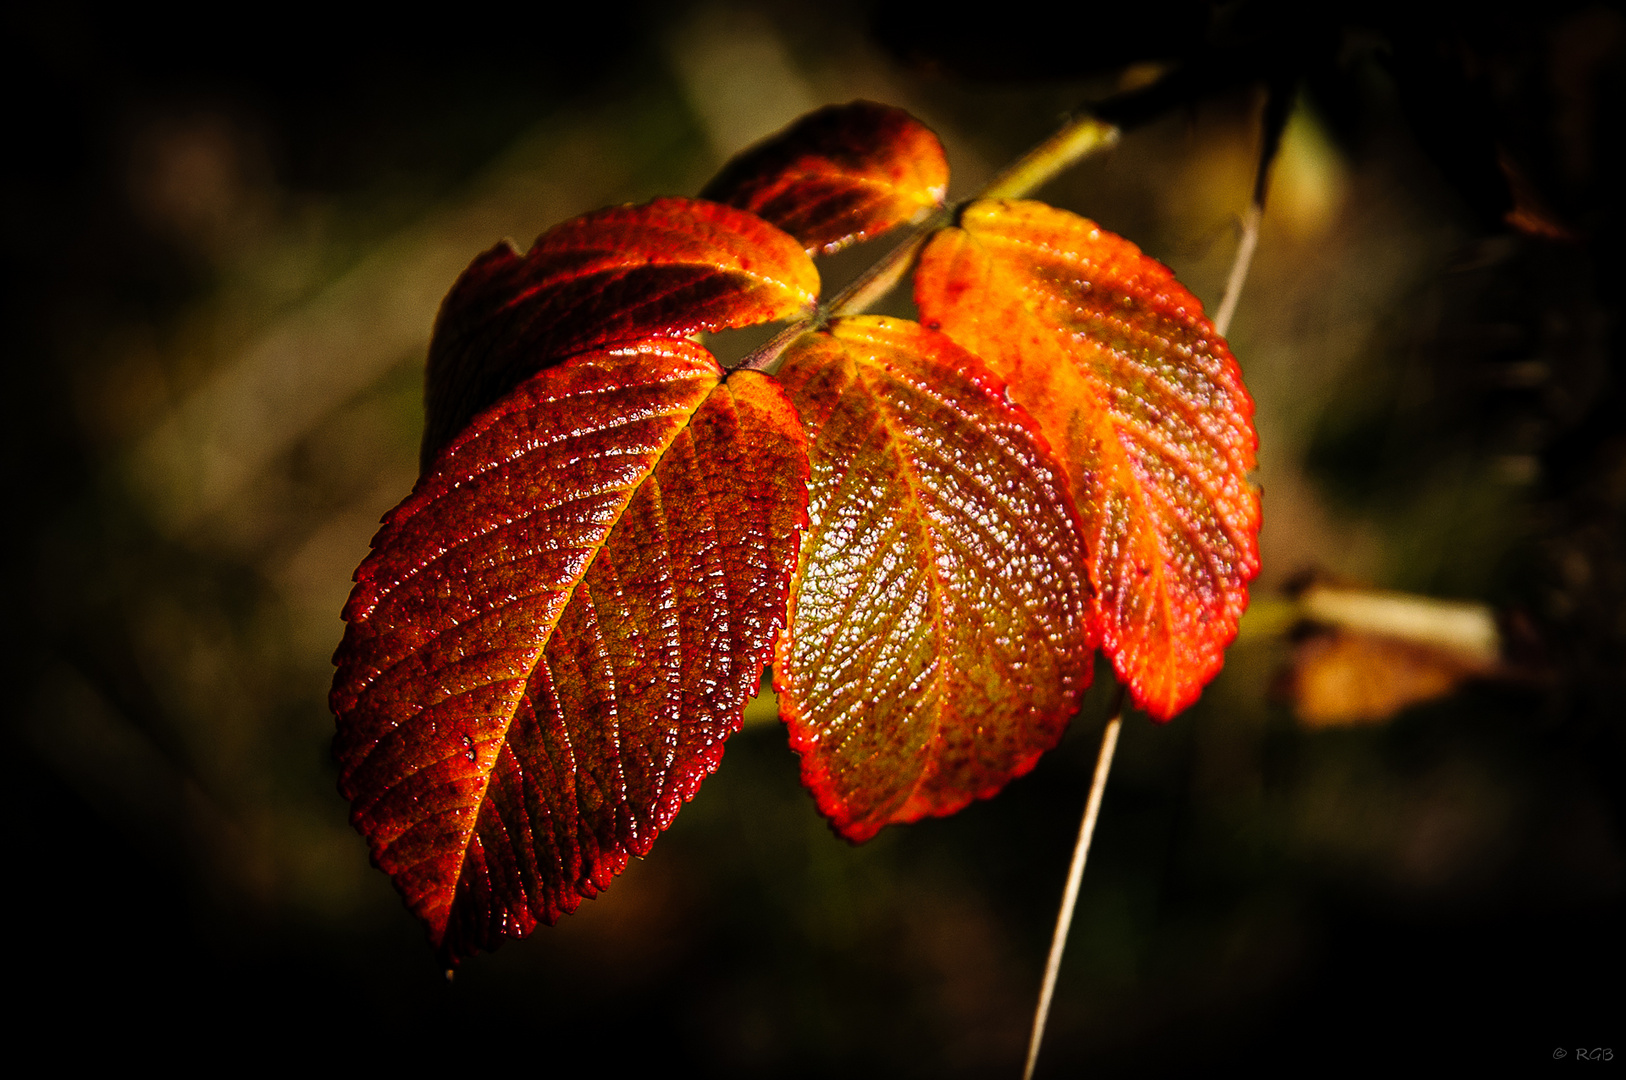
774,316,1093,842
332,341,808,961
701,101,948,256
916,200,1259,719
421,197,818,467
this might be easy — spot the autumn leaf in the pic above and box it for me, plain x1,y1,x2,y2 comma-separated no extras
916,200,1260,719
701,101,949,256
332,341,808,962
774,316,1094,842
1284,630,1487,727
421,197,818,467
1282,582,1505,726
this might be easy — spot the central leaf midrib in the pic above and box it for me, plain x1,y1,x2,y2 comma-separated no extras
852,349,959,824
439,371,720,938
967,240,1182,705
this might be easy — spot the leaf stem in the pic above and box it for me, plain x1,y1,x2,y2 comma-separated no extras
823,212,943,319
1022,700,1124,1080
739,112,1124,369
736,320,816,374
824,114,1122,323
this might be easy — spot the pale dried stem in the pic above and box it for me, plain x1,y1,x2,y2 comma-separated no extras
1020,90,1275,1076
1214,78,1289,340
1212,202,1261,339
1022,709,1123,1080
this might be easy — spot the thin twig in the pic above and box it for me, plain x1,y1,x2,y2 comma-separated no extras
1022,705,1124,1080
1212,78,1293,340
1211,201,1259,339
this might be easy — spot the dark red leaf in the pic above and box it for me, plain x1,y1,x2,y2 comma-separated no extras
774,316,1093,842
421,197,818,467
701,101,949,256
333,340,808,961
915,200,1260,719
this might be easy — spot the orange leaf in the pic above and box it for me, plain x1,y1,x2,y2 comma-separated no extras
916,200,1259,719
332,340,808,962
701,101,949,255
1285,630,1485,728
774,316,1093,842
421,197,818,467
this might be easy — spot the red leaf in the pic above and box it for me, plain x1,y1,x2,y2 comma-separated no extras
701,101,949,256
915,200,1260,720
774,316,1094,842
332,340,808,961
421,197,818,467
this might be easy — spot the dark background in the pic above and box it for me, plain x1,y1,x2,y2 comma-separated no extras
5,2,1621,1071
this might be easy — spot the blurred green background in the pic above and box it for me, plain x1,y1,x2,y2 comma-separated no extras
4,1,1621,1071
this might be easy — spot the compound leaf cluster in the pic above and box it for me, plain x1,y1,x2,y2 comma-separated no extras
330,102,1260,963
